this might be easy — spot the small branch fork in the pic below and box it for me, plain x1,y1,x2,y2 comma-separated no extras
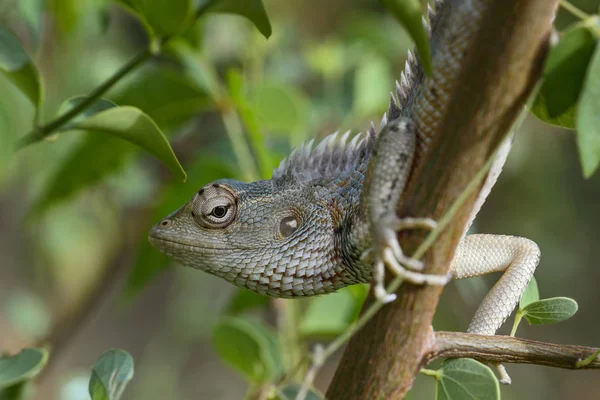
426,332,600,370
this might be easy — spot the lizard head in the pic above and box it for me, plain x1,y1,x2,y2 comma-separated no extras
148,177,338,296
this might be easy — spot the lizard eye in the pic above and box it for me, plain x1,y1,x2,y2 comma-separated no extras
192,184,237,228
212,206,227,218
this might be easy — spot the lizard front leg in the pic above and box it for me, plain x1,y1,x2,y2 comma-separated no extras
362,117,450,303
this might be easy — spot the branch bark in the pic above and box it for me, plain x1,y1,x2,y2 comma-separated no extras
429,332,600,370
327,0,559,398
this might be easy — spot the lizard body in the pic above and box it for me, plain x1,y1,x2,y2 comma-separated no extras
149,0,540,353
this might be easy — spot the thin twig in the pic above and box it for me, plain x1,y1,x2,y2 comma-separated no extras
559,0,589,20
429,332,600,369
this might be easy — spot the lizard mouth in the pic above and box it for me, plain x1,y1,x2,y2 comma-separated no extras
148,232,230,251
148,229,257,252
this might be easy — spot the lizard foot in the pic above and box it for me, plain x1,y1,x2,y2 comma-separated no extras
366,214,450,303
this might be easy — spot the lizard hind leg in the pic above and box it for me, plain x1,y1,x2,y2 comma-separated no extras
451,234,540,336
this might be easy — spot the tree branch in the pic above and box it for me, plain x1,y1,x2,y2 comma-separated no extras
428,332,600,370
327,0,559,398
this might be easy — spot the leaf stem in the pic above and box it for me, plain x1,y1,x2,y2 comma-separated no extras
576,348,600,368
559,0,589,20
419,368,441,378
510,311,523,337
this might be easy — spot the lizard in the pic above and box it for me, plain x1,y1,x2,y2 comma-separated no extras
148,0,541,382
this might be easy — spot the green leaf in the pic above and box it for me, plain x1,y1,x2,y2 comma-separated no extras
226,69,272,178
206,0,272,38
124,156,234,298
519,276,539,309
32,101,187,214
299,290,357,337
111,67,212,131
541,23,597,118
88,349,134,400
382,0,432,76
57,96,118,131
529,89,577,129
212,316,283,383
0,348,48,389
131,0,192,37
435,358,500,400
276,384,325,400
522,297,578,325
576,43,600,178
353,53,392,117
64,106,186,181
247,83,310,134
32,135,135,214
18,0,44,47
0,381,28,400
225,289,269,315
0,25,42,108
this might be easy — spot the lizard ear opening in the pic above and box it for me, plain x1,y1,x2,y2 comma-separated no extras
279,215,299,238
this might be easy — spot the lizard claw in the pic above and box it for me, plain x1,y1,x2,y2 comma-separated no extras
370,214,450,303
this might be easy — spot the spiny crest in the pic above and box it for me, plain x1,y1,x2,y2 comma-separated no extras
273,0,444,185
383,0,443,126
272,127,376,183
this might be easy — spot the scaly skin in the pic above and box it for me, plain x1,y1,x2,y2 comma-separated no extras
149,0,542,351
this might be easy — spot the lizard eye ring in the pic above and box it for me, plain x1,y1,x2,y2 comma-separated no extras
192,184,237,229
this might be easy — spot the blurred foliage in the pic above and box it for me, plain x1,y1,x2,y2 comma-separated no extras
0,0,599,399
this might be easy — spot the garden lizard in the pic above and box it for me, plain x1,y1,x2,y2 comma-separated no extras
149,0,540,359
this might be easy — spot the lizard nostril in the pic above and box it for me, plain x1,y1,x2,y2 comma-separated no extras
161,219,171,227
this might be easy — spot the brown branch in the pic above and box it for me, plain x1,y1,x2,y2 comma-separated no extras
327,0,559,398
428,332,600,370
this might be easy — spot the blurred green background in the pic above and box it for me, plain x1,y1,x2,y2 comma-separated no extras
1,0,599,399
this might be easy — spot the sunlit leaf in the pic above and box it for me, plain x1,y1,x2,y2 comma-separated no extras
48,0,85,33
576,44,600,178
18,0,44,47
519,276,539,309
212,317,283,383
299,290,357,337
435,358,499,400
125,156,234,298
247,83,310,134
64,106,186,181
522,297,578,325
529,89,577,129
225,289,269,315
347,284,368,321
382,0,432,76
131,0,192,37
353,53,392,117
276,384,325,400
541,23,597,118
88,349,134,400
0,25,42,108
205,0,272,38
0,348,48,389
226,69,272,178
